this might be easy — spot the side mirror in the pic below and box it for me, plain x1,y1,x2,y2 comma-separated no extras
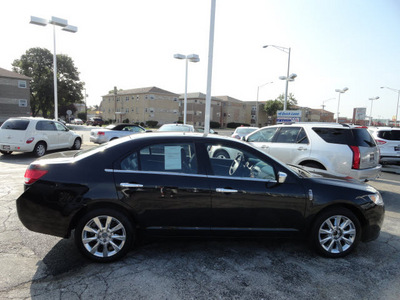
278,172,287,184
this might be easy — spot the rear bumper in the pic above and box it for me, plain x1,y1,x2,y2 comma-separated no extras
0,143,34,153
349,165,382,180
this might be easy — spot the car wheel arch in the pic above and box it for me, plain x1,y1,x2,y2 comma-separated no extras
299,160,326,170
69,201,138,234
33,141,47,156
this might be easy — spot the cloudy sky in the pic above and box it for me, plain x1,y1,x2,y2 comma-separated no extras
1,0,399,121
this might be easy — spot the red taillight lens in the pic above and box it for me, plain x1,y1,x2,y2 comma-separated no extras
375,139,386,145
26,137,34,144
97,131,105,136
24,168,48,185
349,146,360,169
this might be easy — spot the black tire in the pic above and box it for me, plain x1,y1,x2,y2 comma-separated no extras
213,149,230,159
71,138,82,150
74,208,134,263
311,208,361,258
301,161,325,170
0,150,13,155
33,142,46,157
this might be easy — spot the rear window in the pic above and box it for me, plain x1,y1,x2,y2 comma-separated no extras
377,130,400,140
1,120,29,130
313,127,376,147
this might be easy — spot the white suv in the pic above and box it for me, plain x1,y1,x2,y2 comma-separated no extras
244,123,381,180
368,127,400,165
0,117,82,157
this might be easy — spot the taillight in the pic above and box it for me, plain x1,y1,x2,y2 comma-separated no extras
97,131,105,136
375,139,386,145
349,146,360,169
26,137,34,144
24,167,48,185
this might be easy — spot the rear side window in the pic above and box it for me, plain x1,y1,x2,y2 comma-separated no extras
312,127,351,145
352,129,376,147
36,121,56,131
1,120,29,130
377,130,400,140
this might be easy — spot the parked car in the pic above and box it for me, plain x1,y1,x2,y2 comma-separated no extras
368,127,400,165
231,126,258,139
195,127,218,134
244,123,381,181
158,123,194,132
0,117,82,157
90,123,147,144
86,117,104,126
71,118,84,125
17,133,384,262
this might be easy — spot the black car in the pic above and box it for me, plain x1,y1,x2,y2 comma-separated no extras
17,133,384,262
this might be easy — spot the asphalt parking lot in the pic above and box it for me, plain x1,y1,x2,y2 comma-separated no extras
0,129,399,299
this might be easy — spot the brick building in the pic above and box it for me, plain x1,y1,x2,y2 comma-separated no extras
0,67,31,124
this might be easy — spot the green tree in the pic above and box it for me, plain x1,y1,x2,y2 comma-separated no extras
12,47,84,118
263,93,298,124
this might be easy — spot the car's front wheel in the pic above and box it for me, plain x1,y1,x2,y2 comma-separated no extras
75,208,134,262
311,208,361,258
33,142,46,157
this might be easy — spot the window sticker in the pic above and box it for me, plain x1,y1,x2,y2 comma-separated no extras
165,146,182,170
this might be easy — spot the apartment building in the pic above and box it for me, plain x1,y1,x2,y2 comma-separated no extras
179,92,222,126
100,87,180,124
0,67,31,123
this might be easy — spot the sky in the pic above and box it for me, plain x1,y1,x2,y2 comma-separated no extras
1,0,400,121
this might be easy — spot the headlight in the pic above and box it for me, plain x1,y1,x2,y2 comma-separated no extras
366,192,384,206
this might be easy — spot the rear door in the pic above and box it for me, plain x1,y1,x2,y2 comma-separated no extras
112,141,212,235
36,121,58,150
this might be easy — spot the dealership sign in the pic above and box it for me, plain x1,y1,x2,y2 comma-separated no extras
276,110,302,123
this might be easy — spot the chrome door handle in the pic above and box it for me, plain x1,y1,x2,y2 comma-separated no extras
297,147,307,151
216,188,238,193
120,183,143,188
261,145,269,149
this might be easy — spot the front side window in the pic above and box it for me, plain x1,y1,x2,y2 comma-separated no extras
207,144,275,180
247,127,278,142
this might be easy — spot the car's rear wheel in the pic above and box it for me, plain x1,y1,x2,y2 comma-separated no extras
33,142,46,157
75,208,134,262
311,208,361,258
0,150,13,155
71,138,81,150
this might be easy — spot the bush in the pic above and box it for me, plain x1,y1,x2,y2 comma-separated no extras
122,118,129,123
77,112,87,122
146,120,158,128
227,122,250,129
210,121,220,129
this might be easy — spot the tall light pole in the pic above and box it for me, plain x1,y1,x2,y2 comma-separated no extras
30,16,78,120
256,81,273,127
263,45,292,111
381,86,400,127
174,53,200,125
335,87,349,123
368,96,380,126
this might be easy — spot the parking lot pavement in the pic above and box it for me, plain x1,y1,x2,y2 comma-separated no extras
0,146,400,299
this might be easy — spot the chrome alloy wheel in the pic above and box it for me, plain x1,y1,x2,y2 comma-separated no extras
318,215,356,254
82,215,127,258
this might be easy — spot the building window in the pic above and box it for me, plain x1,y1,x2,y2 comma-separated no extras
173,97,178,101
126,97,129,101
18,80,27,88
19,99,28,107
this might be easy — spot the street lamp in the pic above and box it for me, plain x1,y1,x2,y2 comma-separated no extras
368,96,380,126
256,81,273,127
30,16,78,120
173,53,200,125
335,87,349,123
263,45,292,111
381,86,400,127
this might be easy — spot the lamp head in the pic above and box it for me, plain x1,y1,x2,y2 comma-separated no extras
173,54,185,60
279,76,287,80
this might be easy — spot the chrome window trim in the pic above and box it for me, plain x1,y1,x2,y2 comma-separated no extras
105,169,277,183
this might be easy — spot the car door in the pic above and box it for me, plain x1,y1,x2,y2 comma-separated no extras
202,141,307,236
246,127,279,154
267,127,311,164
112,141,212,235
54,122,72,148
36,120,58,150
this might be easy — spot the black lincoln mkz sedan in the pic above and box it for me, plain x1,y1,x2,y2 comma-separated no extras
17,133,384,262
